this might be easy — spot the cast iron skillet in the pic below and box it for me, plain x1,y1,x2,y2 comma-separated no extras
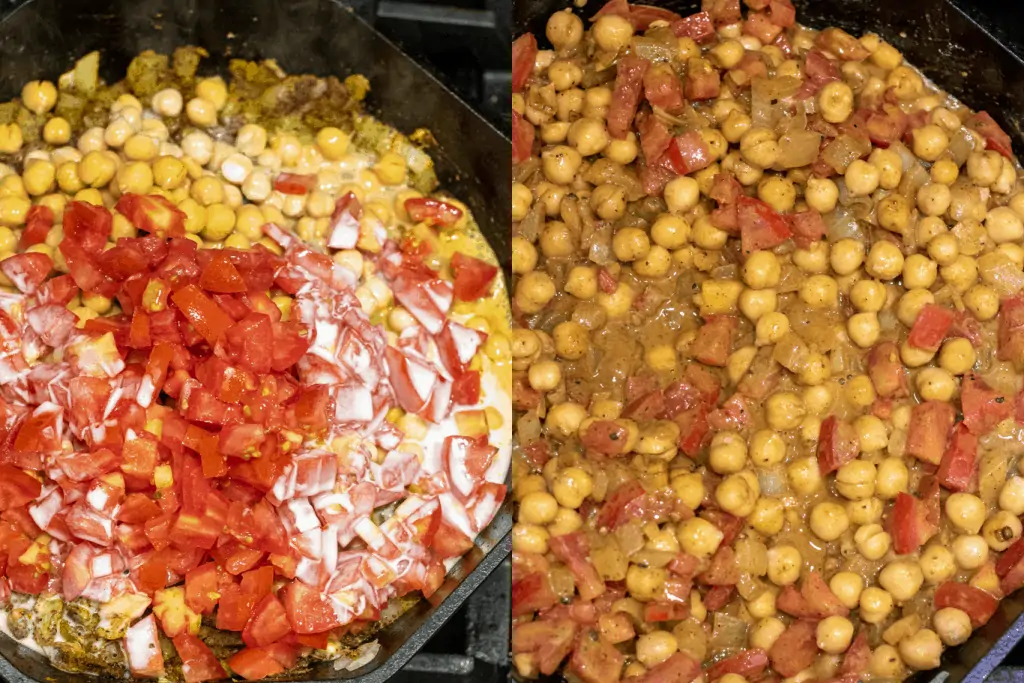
0,0,512,681
512,0,1024,681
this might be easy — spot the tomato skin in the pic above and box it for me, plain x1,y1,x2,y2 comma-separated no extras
511,33,538,93
216,583,258,632
737,196,793,254
934,581,998,627
281,580,341,634
908,304,955,351
888,491,936,555
200,253,247,293
20,204,53,249
512,110,534,164
173,634,228,683
64,201,113,254
0,465,42,511
569,629,624,683
817,415,860,474
404,197,464,227
707,649,769,681
1,252,53,294
769,619,818,678
228,647,286,681
242,594,293,647
961,373,1013,435
116,193,187,238
240,565,275,601
171,284,235,345
936,423,978,492
185,562,223,615
693,315,737,367
449,252,498,301
511,618,577,675
906,400,957,465
273,173,316,195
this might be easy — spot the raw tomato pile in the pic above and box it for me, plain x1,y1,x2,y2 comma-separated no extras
0,192,504,680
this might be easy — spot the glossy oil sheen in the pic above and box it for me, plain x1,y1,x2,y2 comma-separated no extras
512,0,1024,681
0,0,511,681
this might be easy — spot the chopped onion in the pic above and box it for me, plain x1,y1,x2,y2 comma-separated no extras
512,157,541,184
334,641,381,671
613,522,646,557
632,35,676,63
980,250,1024,296
947,126,978,166
776,130,822,169
711,613,748,654
516,202,544,241
516,412,541,443
750,76,801,129
897,162,930,198
890,141,917,172
825,205,868,243
772,332,810,372
879,309,899,333
757,467,789,497
631,549,677,568
821,134,870,173
836,178,874,218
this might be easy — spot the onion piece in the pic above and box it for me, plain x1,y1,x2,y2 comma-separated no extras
334,641,381,671
710,612,748,654
757,467,789,497
821,133,870,173
516,412,542,443
979,250,1024,296
825,204,868,243
632,35,676,62
776,130,822,168
947,126,978,166
897,162,930,198
750,76,801,129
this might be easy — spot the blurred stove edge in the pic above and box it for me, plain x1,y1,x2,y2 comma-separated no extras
391,556,510,682
349,0,512,137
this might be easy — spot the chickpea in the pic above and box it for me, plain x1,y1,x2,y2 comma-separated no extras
916,367,957,402
964,283,1000,321
855,524,892,560
670,472,704,511
511,523,549,554
875,458,909,500
563,265,598,299
516,271,556,314
946,493,986,534
952,535,989,569
766,545,802,586
983,510,1022,551
650,214,689,251
800,274,839,309
749,497,785,536
511,237,538,275
830,572,864,610
545,402,587,439
836,460,876,501
740,128,779,169
818,81,854,123
999,477,1024,516
793,241,830,274
739,288,777,322
846,312,880,348
817,616,854,654
871,644,905,678
805,177,839,213
869,147,904,190
42,117,71,145
787,456,822,496
845,159,880,197
552,321,589,360
986,205,1024,243
860,586,894,624
967,149,1003,187
757,175,796,213
920,544,957,585
917,182,952,217
899,629,943,671
541,145,582,184
750,618,786,652
709,432,748,474
865,241,904,280
934,608,972,647
528,360,562,393
546,9,583,50
749,429,786,468
676,517,723,559
755,311,790,345
742,251,781,289
612,226,650,262
765,392,805,431
715,472,760,517
519,491,558,525
809,501,850,542
21,80,57,114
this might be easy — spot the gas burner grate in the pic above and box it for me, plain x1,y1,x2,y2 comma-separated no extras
391,558,510,682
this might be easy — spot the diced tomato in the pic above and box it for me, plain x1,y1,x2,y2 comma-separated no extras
579,420,630,457
172,284,235,346
512,33,538,93
512,571,560,616
173,634,228,683
643,63,685,113
702,0,740,24
665,131,712,176
961,373,1013,435
1000,294,1024,368
769,619,818,678
636,110,673,170
116,193,187,238
124,614,165,678
816,415,859,475
867,341,909,398
405,197,464,228
937,423,978,492
0,465,41,511
906,401,956,465
743,11,782,44
240,566,275,601
595,480,645,530
608,56,650,139
570,630,624,683
216,583,258,632
185,562,222,615
698,546,739,586
227,647,285,681
801,571,849,617
512,110,535,165
767,0,794,26
281,581,341,634
627,4,682,30
242,594,293,648
787,211,827,248
36,274,78,306
511,618,577,676
684,57,721,101
841,630,870,676
908,304,955,351
20,204,53,249
200,254,247,293
450,252,498,301
693,315,737,367
673,404,709,457
1,252,52,294
273,173,317,195
737,196,792,254
888,491,937,555
934,581,999,628
703,585,734,611
706,649,769,681
64,201,113,254
966,111,1014,159
670,11,715,43
549,532,606,601
643,600,690,622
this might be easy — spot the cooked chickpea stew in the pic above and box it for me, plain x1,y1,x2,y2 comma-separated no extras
0,47,511,681
510,1,1024,681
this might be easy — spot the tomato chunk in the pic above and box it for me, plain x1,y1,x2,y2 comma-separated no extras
173,634,227,682
693,315,737,367
172,284,235,345
906,401,956,465
936,423,978,492
570,630,624,683
769,619,818,678
228,647,285,681
966,111,1014,159
706,649,768,682
908,304,955,351
20,204,53,249
511,618,577,676
737,196,793,254
512,33,538,93
116,193,187,238
124,614,165,678
961,373,1013,435
549,532,606,601
888,491,937,555
934,581,999,627
450,252,498,301
272,173,317,195
608,56,650,140
817,415,859,475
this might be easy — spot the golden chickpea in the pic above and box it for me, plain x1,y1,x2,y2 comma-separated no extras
899,628,943,671
552,321,589,360
185,97,218,127
869,147,903,189
755,311,790,345
591,183,627,221
875,458,909,500
830,572,864,610
809,501,850,541
946,493,986,534
917,182,952,217
817,616,854,654
740,128,779,169
516,271,556,314
511,237,538,276
539,220,575,258
902,253,938,289
519,491,559,525
528,360,562,394
21,80,57,114
845,159,880,196
859,586,894,624
818,81,854,123
676,517,723,559
750,618,786,652
846,312,880,348
22,161,55,196
912,125,949,162
546,9,583,50
1000,477,1024,516
788,457,823,495
865,240,904,280
985,205,1024,243
766,545,802,586
116,161,153,194
749,497,785,536
931,157,960,185
564,265,598,299
983,510,1022,551
741,251,780,289
77,150,116,188
871,644,905,678
854,523,892,560
766,392,805,430
916,367,956,402
805,176,839,213
830,238,865,276
952,535,989,569
850,279,886,312
920,544,957,585
757,176,795,213
541,145,581,185
799,274,839,309
511,522,549,554
793,240,830,274
544,402,587,439
933,608,972,647
551,467,593,510
836,460,877,501
749,429,786,468
709,432,748,475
